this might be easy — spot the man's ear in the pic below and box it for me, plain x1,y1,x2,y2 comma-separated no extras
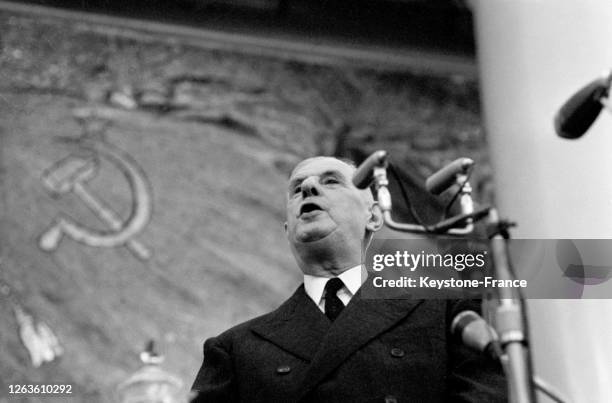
366,203,384,233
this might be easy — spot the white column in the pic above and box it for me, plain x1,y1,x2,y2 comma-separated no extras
472,0,612,401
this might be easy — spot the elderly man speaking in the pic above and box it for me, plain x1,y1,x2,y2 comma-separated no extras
191,157,506,402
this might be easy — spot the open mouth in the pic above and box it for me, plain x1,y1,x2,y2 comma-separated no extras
299,202,323,216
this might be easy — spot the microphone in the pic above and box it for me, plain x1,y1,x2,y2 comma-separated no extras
554,70,612,139
352,150,388,189
425,158,473,195
451,310,499,361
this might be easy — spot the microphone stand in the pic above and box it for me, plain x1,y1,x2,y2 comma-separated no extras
370,159,476,235
486,209,536,403
600,94,612,115
363,155,541,403
598,69,612,114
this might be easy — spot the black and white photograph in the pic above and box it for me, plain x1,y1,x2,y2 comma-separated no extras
1,0,611,402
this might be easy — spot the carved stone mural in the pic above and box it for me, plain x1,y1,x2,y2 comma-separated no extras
39,110,153,261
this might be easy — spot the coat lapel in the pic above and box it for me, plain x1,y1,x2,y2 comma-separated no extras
297,287,424,400
250,285,330,362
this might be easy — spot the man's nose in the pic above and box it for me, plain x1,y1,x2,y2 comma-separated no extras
301,177,320,198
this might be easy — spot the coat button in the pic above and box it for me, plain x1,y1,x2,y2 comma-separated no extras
390,347,405,358
384,395,398,403
276,365,291,374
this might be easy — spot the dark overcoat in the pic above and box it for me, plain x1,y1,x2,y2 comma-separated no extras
192,284,507,403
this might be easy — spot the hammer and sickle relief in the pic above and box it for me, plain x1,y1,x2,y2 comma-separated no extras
39,138,153,261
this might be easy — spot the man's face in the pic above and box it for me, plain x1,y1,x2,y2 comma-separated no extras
285,157,373,248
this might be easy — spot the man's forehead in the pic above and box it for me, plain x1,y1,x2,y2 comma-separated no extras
289,157,355,180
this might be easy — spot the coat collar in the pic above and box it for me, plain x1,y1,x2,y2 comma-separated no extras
296,283,423,400
250,281,424,399
250,285,330,362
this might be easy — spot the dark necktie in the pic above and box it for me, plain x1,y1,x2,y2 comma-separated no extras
324,278,345,322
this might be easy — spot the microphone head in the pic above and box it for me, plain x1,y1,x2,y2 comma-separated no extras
451,310,498,352
352,150,388,189
555,74,610,139
451,310,480,337
425,158,473,195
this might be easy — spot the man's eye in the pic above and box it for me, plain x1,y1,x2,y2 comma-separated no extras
322,178,339,185
293,186,301,194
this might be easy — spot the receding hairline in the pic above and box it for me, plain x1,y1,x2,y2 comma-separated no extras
289,156,357,178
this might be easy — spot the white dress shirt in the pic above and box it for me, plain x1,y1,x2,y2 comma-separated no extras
303,265,366,313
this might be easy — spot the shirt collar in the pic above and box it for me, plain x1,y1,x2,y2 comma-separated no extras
303,265,365,306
